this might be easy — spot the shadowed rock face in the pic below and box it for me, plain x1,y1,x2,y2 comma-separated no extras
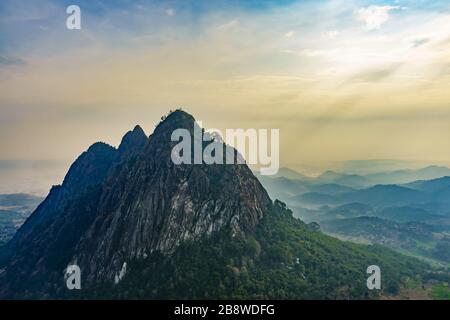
0,142,118,268
0,110,271,296
117,125,147,160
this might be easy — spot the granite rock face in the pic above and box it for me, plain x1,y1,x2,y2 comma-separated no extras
0,110,271,297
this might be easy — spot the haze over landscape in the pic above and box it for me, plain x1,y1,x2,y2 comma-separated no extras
1,0,450,181
1,0,450,300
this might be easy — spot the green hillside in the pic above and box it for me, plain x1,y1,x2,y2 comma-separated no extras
68,201,428,299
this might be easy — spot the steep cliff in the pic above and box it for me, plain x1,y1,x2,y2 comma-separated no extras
0,110,272,297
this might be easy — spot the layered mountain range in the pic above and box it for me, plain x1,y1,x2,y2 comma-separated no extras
258,166,450,266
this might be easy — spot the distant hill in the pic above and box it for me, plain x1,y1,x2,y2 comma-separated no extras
321,217,434,250
265,167,312,181
307,183,355,195
432,186,450,204
340,185,426,207
404,176,450,207
335,160,430,175
256,168,450,266
260,176,356,206
377,206,447,224
316,171,371,188
291,192,338,206
294,185,427,207
406,176,450,192
321,216,450,264
323,203,374,220
366,166,450,185
260,165,450,188
257,176,308,198
322,216,434,245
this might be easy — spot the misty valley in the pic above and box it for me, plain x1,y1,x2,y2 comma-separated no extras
258,167,450,270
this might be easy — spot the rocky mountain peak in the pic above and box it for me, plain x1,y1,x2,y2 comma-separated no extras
158,109,196,132
0,110,272,292
148,110,199,147
73,111,272,282
63,142,117,193
118,125,148,158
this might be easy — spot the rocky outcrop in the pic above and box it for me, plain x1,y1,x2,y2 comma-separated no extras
0,110,271,297
117,125,147,160
73,110,271,283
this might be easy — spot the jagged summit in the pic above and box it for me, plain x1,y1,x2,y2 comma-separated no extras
0,110,272,297
86,141,114,152
162,109,195,127
118,125,148,157
133,124,145,133
64,142,116,190
152,109,197,139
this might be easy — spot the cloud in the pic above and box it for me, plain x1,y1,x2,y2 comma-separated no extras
412,38,430,48
349,64,403,83
283,30,295,39
2,0,450,165
356,5,400,30
0,56,27,66
283,48,340,59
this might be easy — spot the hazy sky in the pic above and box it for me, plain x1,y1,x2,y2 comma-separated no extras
1,0,450,169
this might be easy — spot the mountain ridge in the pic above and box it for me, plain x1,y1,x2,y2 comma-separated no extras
0,110,273,296
0,110,435,299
